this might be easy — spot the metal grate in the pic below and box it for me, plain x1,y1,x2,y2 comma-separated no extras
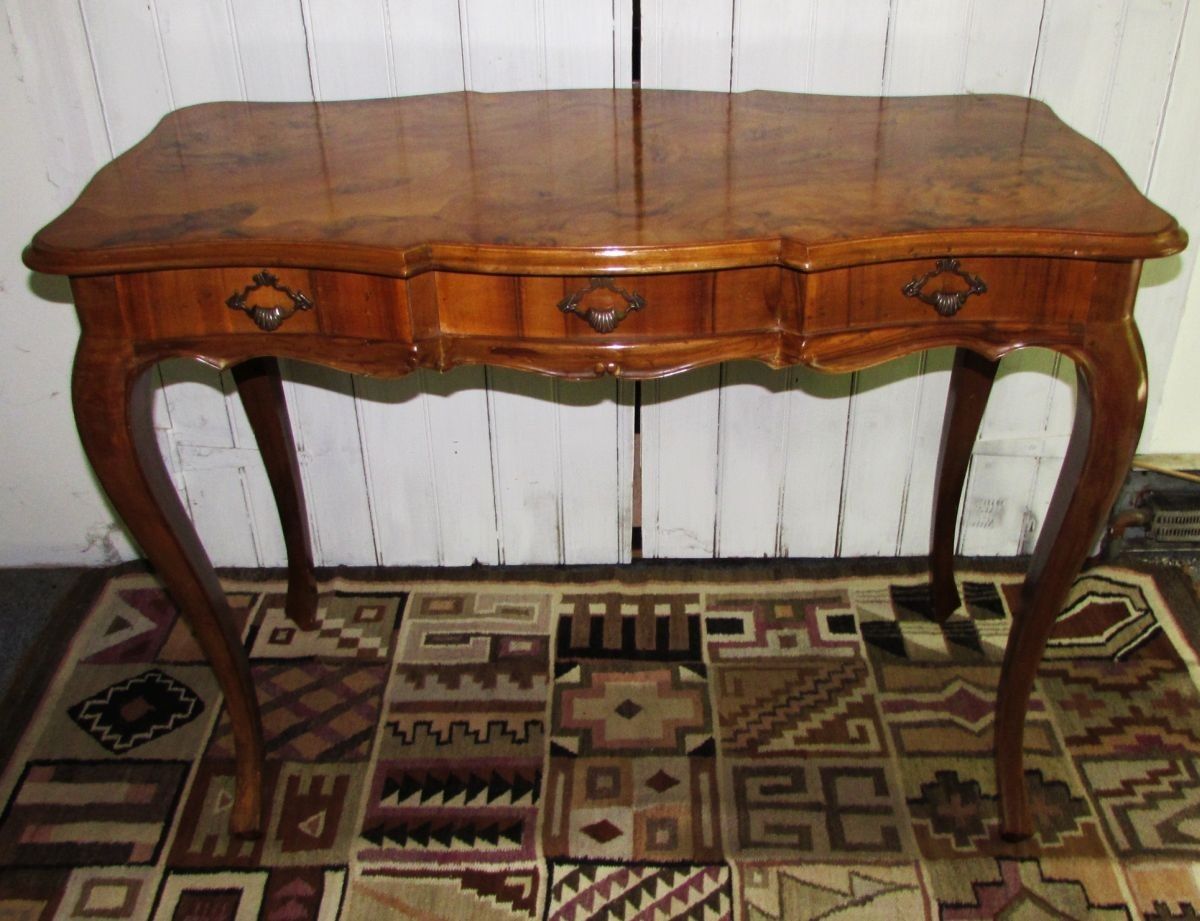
1151,508,1200,543
1147,492,1200,544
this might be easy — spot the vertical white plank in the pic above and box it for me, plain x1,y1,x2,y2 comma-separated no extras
1017,0,1188,545
1097,0,1189,450
0,0,142,563
808,0,893,95
1151,261,1200,452
422,368,501,565
731,0,815,92
614,0,635,88
830,0,962,558
543,0,616,87
615,380,637,561
673,0,892,561
460,0,546,90
1141,0,1200,450
885,2,1043,559
229,0,313,101
154,0,244,104
304,0,391,99
79,0,266,564
960,351,1057,555
641,0,735,91
896,348,955,555
962,0,1045,94
486,369,562,564
1032,0,1125,138
176,456,261,567
458,0,628,564
385,0,466,94
552,0,634,560
352,375,440,565
1116,0,1189,136
638,0,731,558
883,0,1045,558
281,2,393,565
837,354,924,556
884,0,973,94
958,455,1041,555
77,0,173,151
642,368,723,558
713,363,791,557
221,2,320,567
461,1,563,565
154,3,282,565
778,369,853,557
558,380,630,563
279,362,377,565
334,4,472,568
956,0,1127,555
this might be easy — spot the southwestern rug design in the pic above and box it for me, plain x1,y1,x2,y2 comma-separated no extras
0,564,1198,919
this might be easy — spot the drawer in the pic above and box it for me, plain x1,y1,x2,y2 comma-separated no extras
102,268,413,341
422,268,784,339
802,256,1103,332
103,267,787,344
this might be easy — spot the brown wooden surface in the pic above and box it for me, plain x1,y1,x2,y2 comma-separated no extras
931,349,1000,623
232,357,318,630
34,90,1187,843
24,91,1184,278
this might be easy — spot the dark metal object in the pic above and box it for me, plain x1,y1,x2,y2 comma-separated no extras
227,270,314,331
558,276,646,333
1092,481,1200,563
902,258,988,317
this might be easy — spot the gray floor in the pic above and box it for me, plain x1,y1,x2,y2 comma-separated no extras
0,568,87,702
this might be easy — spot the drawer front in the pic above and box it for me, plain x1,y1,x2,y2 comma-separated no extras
425,268,784,339
803,256,1102,332
103,268,412,341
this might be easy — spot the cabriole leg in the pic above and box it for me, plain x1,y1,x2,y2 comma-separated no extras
995,322,1146,840
931,348,999,622
73,341,265,837
233,357,318,629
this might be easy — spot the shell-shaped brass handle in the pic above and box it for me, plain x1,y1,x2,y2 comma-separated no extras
558,277,645,333
902,258,987,317
227,270,314,331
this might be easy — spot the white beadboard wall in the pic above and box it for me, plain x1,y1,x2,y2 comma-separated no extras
1,0,1197,567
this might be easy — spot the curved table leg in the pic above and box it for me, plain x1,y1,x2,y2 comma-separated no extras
73,341,265,838
995,321,1146,840
931,348,999,623
232,357,319,630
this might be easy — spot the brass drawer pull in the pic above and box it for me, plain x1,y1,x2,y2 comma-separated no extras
227,270,314,331
902,258,987,317
558,276,646,333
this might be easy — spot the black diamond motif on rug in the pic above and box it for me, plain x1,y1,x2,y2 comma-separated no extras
67,668,204,754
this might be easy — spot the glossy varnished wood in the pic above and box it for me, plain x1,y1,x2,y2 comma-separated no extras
931,349,1000,622
999,314,1148,839
24,92,1184,278
232,358,318,630
70,279,264,836
29,90,1186,843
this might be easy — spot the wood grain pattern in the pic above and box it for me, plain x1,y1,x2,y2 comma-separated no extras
24,91,1184,278
34,89,1185,844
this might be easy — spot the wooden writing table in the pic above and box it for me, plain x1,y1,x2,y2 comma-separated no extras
24,90,1186,842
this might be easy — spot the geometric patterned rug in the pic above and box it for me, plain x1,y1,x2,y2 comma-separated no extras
1,563,1198,919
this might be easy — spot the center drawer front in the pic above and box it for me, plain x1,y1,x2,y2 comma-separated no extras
803,256,1105,332
423,268,784,339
